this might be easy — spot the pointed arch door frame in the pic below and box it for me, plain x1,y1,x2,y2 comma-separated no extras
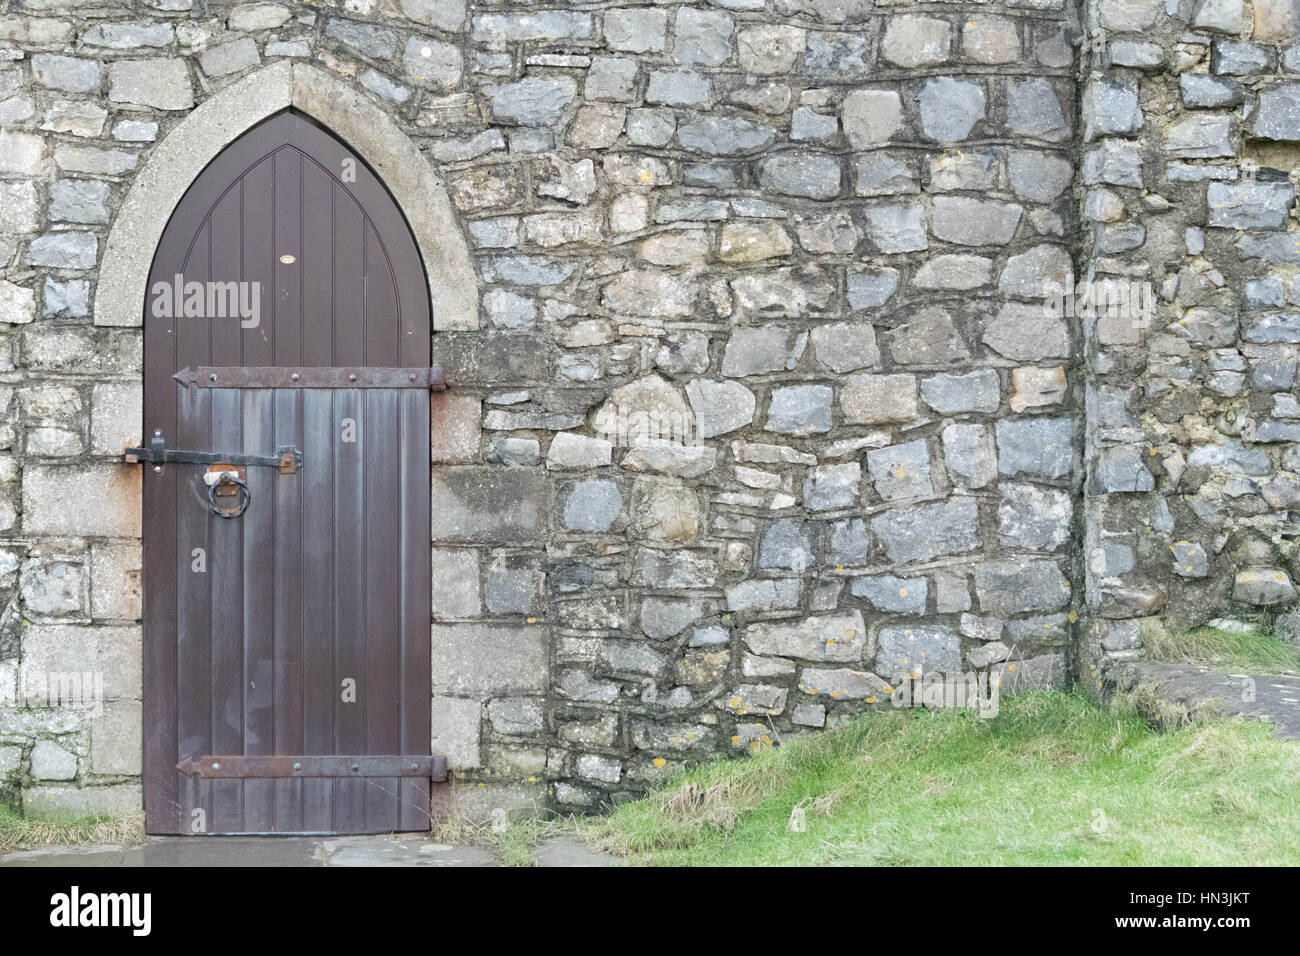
99,63,478,834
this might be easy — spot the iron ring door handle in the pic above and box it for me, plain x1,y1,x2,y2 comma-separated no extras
206,474,251,519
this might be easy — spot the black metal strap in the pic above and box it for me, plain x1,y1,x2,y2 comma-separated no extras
174,366,446,390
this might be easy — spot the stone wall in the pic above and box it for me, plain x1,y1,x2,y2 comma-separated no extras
0,0,1292,819
1078,0,1300,684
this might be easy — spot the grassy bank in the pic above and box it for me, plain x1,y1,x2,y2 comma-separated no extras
0,805,145,855
582,691,1300,866
1141,623,1300,673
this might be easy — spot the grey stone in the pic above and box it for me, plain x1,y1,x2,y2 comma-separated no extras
678,114,776,155
919,77,986,142
1250,83,1300,142
984,303,1070,361
867,439,934,504
108,59,193,110
876,625,961,678
757,153,841,200
1082,75,1142,140
28,233,97,270
1008,151,1073,202
32,54,100,93
402,38,462,90
647,69,711,107
974,559,1070,614
847,267,901,308
1083,140,1143,187
1164,113,1235,158
854,153,918,196
432,624,547,697
842,89,904,147
562,478,621,533
1093,445,1155,492
871,498,981,564
930,197,1022,246
851,574,927,614
921,370,1001,414
803,462,860,511
804,31,868,77
942,423,998,489
473,10,592,42
485,77,577,126
83,22,173,48
49,179,109,224
726,579,800,612
996,417,1072,479
759,518,815,571
736,24,805,73
1007,77,1068,141
1181,74,1244,109
1172,541,1209,578
200,37,261,77
825,518,870,567
585,57,639,102
997,482,1072,550
722,326,806,377
863,203,928,253
1209,182,1294,230
1212,40,1275,75
605,8,668,53
744,611,866,662
686,378,755,437
842,373,918,425
1232,568,1297,605
888,307,969,365
765,385,832,435
799,668,887,700
675,7,734,66
325,18,396,58
882,15,951,68
810,321,879,373
1193,0,1245,34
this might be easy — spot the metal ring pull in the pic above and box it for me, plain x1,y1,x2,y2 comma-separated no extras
206,473,250,519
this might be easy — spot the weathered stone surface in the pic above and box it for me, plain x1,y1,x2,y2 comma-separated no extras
996,417,1072,479
686,378,755,437
871,498,981,564
842,373,917,425
943,423,998,489
919,77,986,142
744,611,866,662
431,469,546,542
765,385,832,435
108,59,193,110
922,370,1000,414
432,624,547,696
876,625,961,677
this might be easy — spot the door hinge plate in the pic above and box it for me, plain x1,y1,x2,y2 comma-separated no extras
177,754,448,781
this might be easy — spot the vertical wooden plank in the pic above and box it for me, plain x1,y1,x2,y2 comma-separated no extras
209,183,243,368
332,184,366,365
301,389,335,831
241,388,275,832
300,159,335,367
273,147,303,367
364,223,401,367
333,388,366,832
273,389,305,831
363,390,402,831
241,156,275,369
208,388,244,832
400,389,433,830
174,384,212,835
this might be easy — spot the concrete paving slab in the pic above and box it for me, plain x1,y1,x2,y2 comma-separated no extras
535,837,619,867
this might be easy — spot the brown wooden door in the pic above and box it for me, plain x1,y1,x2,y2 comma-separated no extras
142,112,435,835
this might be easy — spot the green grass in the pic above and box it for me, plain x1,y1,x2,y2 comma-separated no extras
581,691,1300,866
1143,624,1300,673
0,804,146,855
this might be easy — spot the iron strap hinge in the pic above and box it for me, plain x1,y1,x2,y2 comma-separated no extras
173,366,447,390
177,754,448,781
124,431,302,475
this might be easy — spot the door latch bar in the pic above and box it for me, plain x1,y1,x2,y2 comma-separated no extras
124,430,302,475
177,754,448,781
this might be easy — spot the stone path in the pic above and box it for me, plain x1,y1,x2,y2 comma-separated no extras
0,834,615,867
1113,661,1300,740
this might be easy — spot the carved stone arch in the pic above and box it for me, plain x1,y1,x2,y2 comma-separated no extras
97,60,477,333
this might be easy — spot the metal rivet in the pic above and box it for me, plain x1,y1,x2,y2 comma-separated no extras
154,429,162,437
291,372,300,381
292,762,302,772
209,373,218,382
409,373,416,382
351,763,360,772
349,374,357,382
211,762,221,770
153,466,162,475
279,254,296,264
